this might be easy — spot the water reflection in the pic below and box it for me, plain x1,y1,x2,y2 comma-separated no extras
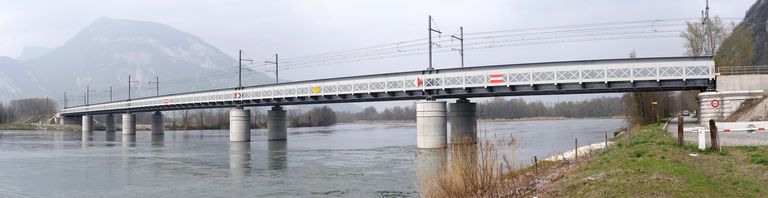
81,132,93,148
53,132,64,150
122,135,136,147
151,135,165,147
415,149,447,187
229,142,251,184
268,141,287,171
106,131,117,142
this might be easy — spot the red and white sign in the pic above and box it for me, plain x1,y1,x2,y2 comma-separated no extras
414,78,423,87
711,100,720,108
233,92,242,99
489,74,504,83
163,98,170,105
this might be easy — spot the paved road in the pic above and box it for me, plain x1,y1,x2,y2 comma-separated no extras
665,116,768,146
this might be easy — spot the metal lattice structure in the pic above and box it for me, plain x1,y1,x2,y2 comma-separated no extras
61,56,715,116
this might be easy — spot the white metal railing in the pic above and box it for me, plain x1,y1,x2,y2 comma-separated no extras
61,57,715,115
716,66,768,75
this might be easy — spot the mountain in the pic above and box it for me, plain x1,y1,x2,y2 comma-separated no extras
1,17,361,111
0,57,42,101
21,17,273,103
744,0,768,65
16,46,53,60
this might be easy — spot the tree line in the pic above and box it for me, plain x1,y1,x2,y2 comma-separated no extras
0,98,58,124
164,106,337,129
336,97,625,122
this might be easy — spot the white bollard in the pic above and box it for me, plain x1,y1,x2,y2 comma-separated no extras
698,129,706,150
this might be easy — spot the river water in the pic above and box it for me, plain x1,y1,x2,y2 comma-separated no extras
0,119,623,197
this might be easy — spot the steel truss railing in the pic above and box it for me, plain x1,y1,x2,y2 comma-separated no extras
61,57,714,115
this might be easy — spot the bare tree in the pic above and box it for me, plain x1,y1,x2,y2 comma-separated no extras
681,16,729,57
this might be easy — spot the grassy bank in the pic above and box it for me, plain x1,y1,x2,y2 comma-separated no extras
419,123,768,197
541,124,768,197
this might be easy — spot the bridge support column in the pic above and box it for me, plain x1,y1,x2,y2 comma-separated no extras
229,108,251,142
122,113,136,135
151,111,164,135
81,115,93,133
417,100,447,149
268,106,287,141
449,98,477,144
105,114,116,133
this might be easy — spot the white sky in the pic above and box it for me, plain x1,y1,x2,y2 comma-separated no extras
0,0,758,108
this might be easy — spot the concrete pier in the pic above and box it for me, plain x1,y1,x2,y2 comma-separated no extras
105,114,116,133
268,106,287,141
151,111,164,135
81,115,93,133
416,100,448,148
229,108,251,142
449,98,477,144
122,113,136,135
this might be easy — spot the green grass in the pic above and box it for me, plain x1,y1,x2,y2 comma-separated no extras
547,124,768,197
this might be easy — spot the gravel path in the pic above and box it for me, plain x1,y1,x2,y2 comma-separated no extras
665,116,768,146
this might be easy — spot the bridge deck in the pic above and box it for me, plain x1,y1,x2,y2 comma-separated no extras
61,56,714,116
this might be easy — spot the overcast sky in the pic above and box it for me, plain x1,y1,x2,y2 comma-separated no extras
0,0,758,106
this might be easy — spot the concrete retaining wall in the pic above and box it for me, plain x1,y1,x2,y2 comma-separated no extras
716,75,768,91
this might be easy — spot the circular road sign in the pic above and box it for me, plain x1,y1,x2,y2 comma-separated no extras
711,100,720,108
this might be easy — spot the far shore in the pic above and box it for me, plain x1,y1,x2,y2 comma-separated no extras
342,116,625,124
1,116,626,131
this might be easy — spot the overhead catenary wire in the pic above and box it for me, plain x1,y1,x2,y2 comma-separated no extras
75,17,747,103
275,21,702,68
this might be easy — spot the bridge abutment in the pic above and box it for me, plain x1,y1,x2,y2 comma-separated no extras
122,113,136,135
105,114,116,133
60,115,81,125
81,115,93,133
698,90,765,124
229,108,251,142
417,100,448,148
449,98,477,144
268,106,287,141
151,111,164,135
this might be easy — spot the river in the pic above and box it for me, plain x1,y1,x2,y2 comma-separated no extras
0,119,624,197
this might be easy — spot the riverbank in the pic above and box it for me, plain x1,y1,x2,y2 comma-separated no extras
344,116,625,124
420,123,768,197
504,123,768,197
0,123,153,132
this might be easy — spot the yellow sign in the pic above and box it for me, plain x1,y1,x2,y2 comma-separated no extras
313,85,321,94
651,101,658,105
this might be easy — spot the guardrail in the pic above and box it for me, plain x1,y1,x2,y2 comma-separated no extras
61,57,714,115
716,66,768,75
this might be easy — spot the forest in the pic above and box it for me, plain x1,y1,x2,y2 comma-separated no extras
0,98,58,124
336,96,625,122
